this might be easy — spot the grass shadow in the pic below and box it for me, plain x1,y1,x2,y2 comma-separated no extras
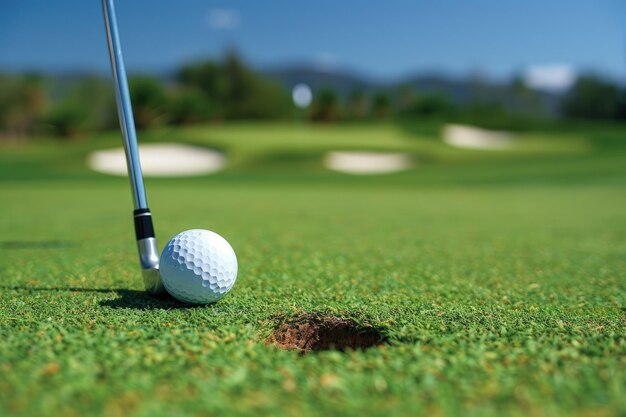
0,285,198,310
99,289,199,310
0,240,75,249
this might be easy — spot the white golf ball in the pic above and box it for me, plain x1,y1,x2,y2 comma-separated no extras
292,83,313,108
159,229,238,304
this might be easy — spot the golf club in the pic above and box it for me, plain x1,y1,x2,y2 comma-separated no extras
101,0,164,295
101,0,238,303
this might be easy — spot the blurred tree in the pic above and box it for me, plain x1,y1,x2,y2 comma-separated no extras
396,83,414,112
509,75,544,116
347,89,368,119
457,102,537,131
372,92,391,118
563,75,622,120
407,94,454,118
73,76,117,131
311,88,340,122
0,74,47,138
177,52,289,120
45,99,90,138
220,52,255,117
43,76,116,138
177,61,221,98
129,76,169,129
169,89,219,125
467,72,491,104
511,75,529,94
237,78,291,119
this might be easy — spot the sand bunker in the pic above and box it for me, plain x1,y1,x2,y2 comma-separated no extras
325,151,412,175
443,124,515,150
88,143,225,177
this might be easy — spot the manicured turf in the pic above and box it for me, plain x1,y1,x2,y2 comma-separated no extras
1,123,625,416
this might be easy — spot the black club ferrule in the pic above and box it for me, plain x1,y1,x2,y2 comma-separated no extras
133,209,155,240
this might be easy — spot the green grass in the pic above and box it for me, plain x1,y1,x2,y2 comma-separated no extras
1,122,625,417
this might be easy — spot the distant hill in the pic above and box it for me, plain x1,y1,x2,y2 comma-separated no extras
261,65,562,116
1,63,562,117
262,66,380,97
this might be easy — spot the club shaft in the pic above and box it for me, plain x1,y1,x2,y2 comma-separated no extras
102,0,164,295
102,0,147,210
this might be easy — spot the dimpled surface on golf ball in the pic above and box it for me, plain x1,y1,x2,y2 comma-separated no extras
159,229,237,304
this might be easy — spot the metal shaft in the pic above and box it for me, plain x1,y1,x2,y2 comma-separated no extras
102,0,147,209
102,0,164,295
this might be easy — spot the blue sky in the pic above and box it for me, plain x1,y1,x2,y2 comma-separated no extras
1,0,624,82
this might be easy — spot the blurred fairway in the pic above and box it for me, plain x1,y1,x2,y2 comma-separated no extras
0,122,625,417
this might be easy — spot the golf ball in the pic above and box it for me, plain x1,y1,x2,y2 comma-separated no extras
159,229,237,304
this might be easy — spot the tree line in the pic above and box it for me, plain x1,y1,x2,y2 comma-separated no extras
1,53,625,140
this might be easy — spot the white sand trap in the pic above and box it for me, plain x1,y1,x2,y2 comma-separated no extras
88,143,225,177
443,124,515,150
324,151,413,175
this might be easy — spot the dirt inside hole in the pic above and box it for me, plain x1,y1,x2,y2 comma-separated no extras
268,313,386,353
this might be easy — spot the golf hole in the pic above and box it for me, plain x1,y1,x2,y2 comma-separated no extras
268,313,386,353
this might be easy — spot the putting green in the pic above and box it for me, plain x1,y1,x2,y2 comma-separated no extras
0,122,625,417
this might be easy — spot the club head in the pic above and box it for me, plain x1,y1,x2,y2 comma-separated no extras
137,237,167,295
142,267,166,295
